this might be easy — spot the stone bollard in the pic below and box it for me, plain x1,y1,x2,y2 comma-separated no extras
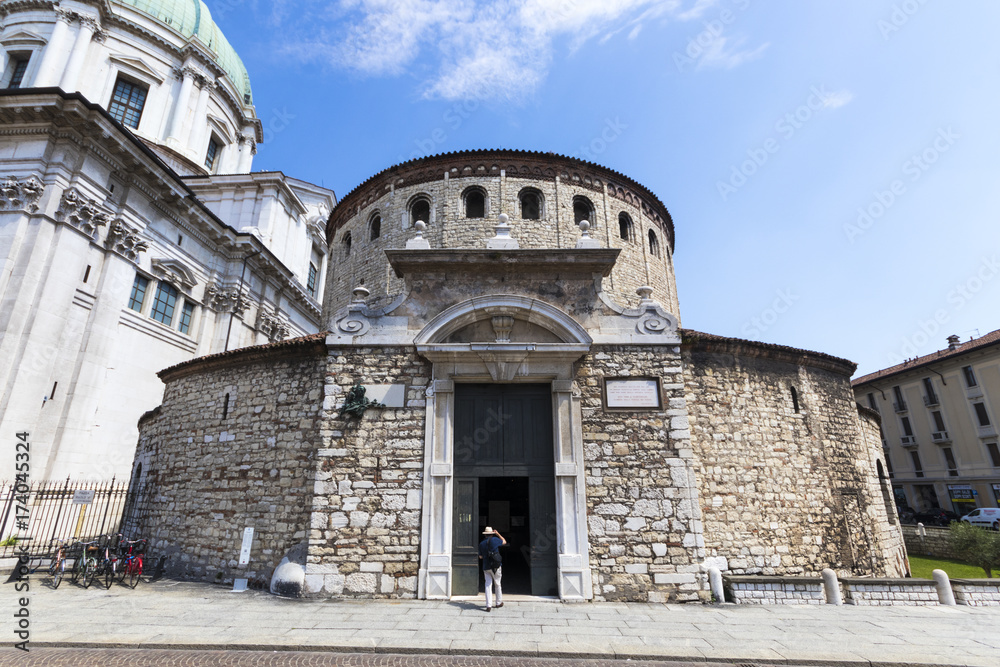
933,569,956,605
822,568,842,605
707,567,724,603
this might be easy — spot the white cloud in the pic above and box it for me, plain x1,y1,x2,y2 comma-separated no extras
820,89,854,109
695,35,769,70
278,0,736,102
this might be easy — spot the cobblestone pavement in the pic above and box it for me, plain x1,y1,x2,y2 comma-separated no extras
4,578,1000,666
0,649,740,667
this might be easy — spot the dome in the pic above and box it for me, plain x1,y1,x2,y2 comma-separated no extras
113,0,253,105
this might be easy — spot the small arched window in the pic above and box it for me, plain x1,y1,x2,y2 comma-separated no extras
342,231,352,256
369,214,381,240
618,212,633,241
410,198,430,226
520,189,541,220
648,229,660,257
790,385,800,413
573,196,593,224
464,189,486,218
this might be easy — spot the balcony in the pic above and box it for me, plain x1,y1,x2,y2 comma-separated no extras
931,431,951,444
893,401,908,413
900,435,917,447
923,394,940,407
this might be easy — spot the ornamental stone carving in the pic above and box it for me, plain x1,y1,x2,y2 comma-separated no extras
256,306,290,343
206,282,249,315
1,176,44,213
105,220,148,262
56,187,110,239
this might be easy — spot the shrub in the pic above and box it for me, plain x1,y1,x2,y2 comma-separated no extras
949,522,1000,578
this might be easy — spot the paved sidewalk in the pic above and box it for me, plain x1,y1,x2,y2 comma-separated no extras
6,578,1000,666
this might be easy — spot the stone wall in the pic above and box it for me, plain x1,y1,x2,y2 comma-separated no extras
133,336,328,585
901,525,959,560
577,344,706,603
681,332,907,578
305,345,431,598
724,576,826,604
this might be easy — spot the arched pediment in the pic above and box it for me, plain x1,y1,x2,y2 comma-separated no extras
414,295,592,346
151,257,198,289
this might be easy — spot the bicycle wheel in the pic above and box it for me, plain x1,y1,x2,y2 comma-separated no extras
129,556,143,588
50,558,63,589
105,561,116,589
70,556,80,583
83,557,97,588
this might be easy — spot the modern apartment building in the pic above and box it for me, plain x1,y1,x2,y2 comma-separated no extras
853,330,1000,516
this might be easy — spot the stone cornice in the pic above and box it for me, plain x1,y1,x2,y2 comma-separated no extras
158,332,328,383
327,150,675,250
385,248,621,279
680,328,857,377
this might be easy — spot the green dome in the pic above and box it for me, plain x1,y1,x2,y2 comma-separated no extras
113,0,252,105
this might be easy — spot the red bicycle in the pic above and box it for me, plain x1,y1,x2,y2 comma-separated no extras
116,538,147,588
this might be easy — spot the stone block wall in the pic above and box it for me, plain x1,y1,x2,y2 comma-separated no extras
305,345,431,598
901,525,959,560
577,344,706,603
952,579,1000,606
681,332,907,578
133,337,328,585
842,578,939,606
724,576,826,604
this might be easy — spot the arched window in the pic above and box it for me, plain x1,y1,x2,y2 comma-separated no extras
648,229,660,257
520,188,542,220
410,198,430,226
618,212,633,241
573,196,593,224
464,188,486,218
369,214,381,240
342,231,352,256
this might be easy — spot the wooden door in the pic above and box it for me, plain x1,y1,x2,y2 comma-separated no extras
451,477,479,596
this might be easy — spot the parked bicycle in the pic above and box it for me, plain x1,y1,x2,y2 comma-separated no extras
92,534,122,589
117,538,146,588
72,539,100,588
46,538,72,589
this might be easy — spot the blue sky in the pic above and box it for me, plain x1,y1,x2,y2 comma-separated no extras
211,0,1000,377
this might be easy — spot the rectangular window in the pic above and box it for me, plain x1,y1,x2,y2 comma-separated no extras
108,77,147,129
900,416,913,437
986,442,1000,468
7,57,29,89
128,274,148,312
910,451,923,477
150,282,178,325
204,138,219,170
974,402,991,427
943,448,958,476
922,377,938,404
307,262,318,296
963,365,977,387
932,411,946,432
893,385,906,411
178,301,194,334
867,392,878,412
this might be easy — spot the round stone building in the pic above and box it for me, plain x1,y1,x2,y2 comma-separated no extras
133,150,907,602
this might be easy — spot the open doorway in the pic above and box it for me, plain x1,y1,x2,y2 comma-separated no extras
479,476,531,594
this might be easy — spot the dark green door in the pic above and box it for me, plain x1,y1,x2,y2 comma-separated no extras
452,384,557,596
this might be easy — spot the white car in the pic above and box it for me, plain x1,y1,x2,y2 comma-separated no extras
960,508,1000,530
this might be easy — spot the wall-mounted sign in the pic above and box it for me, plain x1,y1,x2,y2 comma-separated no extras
238,527,254,565
603,377,662,410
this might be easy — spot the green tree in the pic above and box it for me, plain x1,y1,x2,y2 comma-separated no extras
949,522,1000,578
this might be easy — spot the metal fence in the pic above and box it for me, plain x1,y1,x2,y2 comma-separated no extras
0,477,145,558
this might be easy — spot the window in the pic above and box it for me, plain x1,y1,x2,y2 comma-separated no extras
790,385,800,413
572,196,593,224
204,137,220,170
931,411,945,432
900,416,913,437
83,265,91,283
150,282,178,325
6,56,29,89
369,214,381,240
922,378,938,405
342,231,352,256
618,213,634,241
108,77,148,129
963,365,977,387
178,301,194,334
464,189,485,218
519,189,541,220
910,451,923,477
867,392,879,412
986,442,1000,467
307,262,318,296
410,198,430,226
974,402,991,427
648,230,660,257
942,448,958,476
128,275,148,312
892,385,906,411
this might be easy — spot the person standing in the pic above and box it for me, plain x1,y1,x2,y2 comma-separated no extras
478,526,506,612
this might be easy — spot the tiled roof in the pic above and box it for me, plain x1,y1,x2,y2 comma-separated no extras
852,328,1000,386
158,331,329,380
